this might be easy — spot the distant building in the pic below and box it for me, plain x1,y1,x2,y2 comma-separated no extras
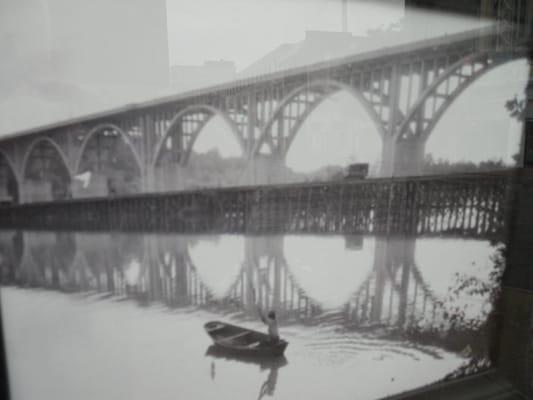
170,60,237,92
239,30,365,77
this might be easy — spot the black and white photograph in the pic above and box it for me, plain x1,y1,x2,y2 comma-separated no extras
0,1,532,399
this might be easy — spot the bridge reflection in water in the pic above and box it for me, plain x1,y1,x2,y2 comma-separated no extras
0,230,501,357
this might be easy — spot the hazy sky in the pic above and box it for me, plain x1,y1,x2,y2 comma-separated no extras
427,59,528,164
166,0,405,70
165,0,498,70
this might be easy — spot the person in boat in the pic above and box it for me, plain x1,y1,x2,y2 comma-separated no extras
253,289,280,343
257,308,280,344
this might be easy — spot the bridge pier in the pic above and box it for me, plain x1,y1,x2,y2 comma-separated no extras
241,236,287,313
380,137,426,177
370,238,389,323
370,237,416,325
141,165,157,193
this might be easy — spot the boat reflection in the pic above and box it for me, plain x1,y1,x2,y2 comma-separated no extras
257,366,280,400
205,345,287,399
205,344,288,370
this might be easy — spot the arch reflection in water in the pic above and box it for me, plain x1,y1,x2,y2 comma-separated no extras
284,235,374,310
0,230,502,334
0,229,505,398
188,235,245,299
17,231,76,289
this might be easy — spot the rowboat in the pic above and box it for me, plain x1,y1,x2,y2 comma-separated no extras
204,321,288,357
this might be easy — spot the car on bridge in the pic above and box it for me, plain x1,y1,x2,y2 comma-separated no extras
344,163,369,180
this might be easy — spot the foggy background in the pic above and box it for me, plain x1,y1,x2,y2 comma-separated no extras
0,0,529,170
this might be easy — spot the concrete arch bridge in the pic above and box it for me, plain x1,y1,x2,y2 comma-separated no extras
0,27,528,203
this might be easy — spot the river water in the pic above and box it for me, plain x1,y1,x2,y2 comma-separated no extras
0,230,503,400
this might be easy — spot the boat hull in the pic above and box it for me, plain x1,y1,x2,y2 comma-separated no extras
204,321,288,357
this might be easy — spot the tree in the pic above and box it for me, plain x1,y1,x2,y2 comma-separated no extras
422,154,507,175
404,243,507,380
505,94,528,165
505,95,527,120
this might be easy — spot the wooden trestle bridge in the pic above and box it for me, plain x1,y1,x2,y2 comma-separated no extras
0,170,515,240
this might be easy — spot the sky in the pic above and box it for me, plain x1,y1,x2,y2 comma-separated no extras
427,59,529,164
0,0,530,173
166,0,405,70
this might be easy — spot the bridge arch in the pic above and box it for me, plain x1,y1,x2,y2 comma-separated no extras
22,137,72,202
74,124,142,197
153,105,246,168
252,79,386,157
396,51,527,142
75,124,142,175
0,150,20,204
